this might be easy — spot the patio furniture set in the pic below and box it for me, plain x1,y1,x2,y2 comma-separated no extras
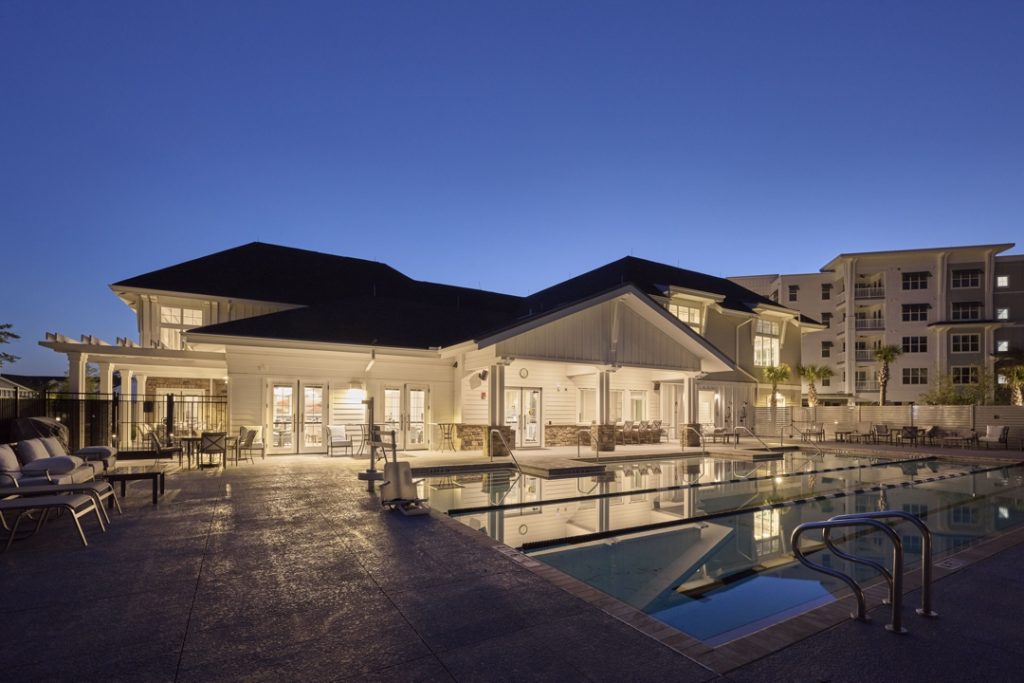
619,420,666,445
145,425,265,468
830,423,1012,449
0,431,174,551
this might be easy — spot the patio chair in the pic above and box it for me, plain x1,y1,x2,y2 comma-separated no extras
871,424,893,445
978,425,1010,450
234,428,259,465
149,430,184,467
197,432,227,468
380,461,429,516
326,424,353,457
897,426,919,446
1,493,105,550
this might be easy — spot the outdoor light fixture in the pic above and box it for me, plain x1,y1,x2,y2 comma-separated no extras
365,349,376,372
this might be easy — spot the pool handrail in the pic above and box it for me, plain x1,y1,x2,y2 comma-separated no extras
488,428,525,505
577,429,599,460
734,425,776,453
792,517,907,633
828,510,938,618
787,423,825,458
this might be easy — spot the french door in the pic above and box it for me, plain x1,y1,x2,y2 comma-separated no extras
504,387,542,448
382,384,429,450
269,381,326,454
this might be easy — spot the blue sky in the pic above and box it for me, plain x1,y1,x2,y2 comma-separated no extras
2,1,1022,374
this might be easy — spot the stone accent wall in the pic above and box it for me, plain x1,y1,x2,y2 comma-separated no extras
483,425,515,457
545,424,590,447
590,424,617,452
456,424,485,451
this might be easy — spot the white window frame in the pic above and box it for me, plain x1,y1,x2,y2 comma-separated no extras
951,269,981,288
902,336,927,353
951,366,979,385
902,272,929,290
950,302,982,321
902,368,928,385
950,334,980,354
578,388,596,424
667,302,701,333
158,305,203,350
629,390,647,421
996,275,1009,288
902,304,928,322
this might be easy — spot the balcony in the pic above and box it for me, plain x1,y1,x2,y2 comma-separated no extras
854,318,885,331
854,286,885,300
855,349,876,362
855,380,880,392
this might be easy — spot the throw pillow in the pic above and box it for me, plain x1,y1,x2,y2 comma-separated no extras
17,439,51,464
21,455,84,475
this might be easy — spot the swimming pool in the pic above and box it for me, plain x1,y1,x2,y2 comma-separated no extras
427,451,1024,646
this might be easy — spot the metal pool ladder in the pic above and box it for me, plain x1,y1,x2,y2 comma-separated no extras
791,510,938,634
488,428,525,505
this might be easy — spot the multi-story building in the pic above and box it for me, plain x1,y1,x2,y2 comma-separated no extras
732,243,1022,405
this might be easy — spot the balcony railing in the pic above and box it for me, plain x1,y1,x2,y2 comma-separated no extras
855,381,880,392
854,318,885,330
854,285,885,299
855,349,876,362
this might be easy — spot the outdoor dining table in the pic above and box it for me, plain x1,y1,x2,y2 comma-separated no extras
175,434,238,468
434,422,457,452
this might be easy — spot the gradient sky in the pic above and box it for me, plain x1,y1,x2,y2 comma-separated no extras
2,1,1022,374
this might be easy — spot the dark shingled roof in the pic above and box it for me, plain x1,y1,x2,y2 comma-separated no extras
522,256,783,315
190,296,518,349
113,242,416,306
131,244,800,349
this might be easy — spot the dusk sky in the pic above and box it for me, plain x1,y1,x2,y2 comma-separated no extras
2,1,1022,374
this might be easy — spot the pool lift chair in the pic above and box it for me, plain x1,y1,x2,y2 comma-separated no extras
378,429,430,516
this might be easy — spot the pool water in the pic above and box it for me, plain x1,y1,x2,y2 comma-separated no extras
426,451,1024,646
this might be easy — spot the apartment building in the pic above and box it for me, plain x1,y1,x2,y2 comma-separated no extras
732,244,1022,405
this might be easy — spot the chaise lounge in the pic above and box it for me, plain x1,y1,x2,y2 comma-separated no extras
978,425,1010,450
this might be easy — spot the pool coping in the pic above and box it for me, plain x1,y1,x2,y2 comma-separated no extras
433,453,1024,676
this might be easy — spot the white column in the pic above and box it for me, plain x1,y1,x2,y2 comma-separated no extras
487,364,505,425
98,362,114,395
597,370,612,424
135,373,149,397
68,352,88,394
120,369,134,399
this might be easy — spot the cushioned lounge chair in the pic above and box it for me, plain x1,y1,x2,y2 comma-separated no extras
978,425,1010,450
0,493,105,550
326,425,353,457
1,444,96,487
0,479,121,526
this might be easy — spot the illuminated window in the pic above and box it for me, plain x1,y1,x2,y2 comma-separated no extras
996,275,1009,288
158,306,203,350
630,390,646,421
997,308,1009,320
997,340,1009,353
578,388,596,423
754,319,781,367
667,302,701,333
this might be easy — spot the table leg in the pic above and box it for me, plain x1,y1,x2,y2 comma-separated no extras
152,476,158,505
160,472,165,495
121,480,127,497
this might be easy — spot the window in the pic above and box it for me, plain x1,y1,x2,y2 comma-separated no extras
902,336,927,353
996,275,1009,288
821,312,832,328
997,308,1009,320
788,285,799,302
950,334,980,353
822,376,831,387
902,272,929,290
997,340,1009,353
158,305,203,350
998,373,1007,385
754,319,781,367
951,269,981,288
821,341,832,358
902,304,929,322
630,390,646,421
578,388,596,423
902,368,928,385
951,302,981,321
951,504,978,526
821,283,831,300
903,503,929,520
610,390,623,423
668,302,701,333
952,366,979,385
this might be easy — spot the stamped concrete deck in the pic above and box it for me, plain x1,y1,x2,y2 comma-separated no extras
3,446,1024,682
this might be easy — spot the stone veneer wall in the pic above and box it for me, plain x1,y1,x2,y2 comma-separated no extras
456,424,515,456
545,424,590,447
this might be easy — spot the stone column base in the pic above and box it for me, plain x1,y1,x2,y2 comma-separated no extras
590,424,616,452
483,425,515,457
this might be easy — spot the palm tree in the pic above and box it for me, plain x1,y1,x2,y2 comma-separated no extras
873,345,902,406
762,364,792,409
0,322,19,368
798,364,834,407
1005,365,1024,407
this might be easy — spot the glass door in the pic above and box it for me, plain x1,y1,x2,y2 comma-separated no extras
382,384,429,450
299,384,325,453
270,383,296,454
504,387,542,448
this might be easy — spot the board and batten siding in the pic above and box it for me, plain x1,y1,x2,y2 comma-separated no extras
494,299,702,370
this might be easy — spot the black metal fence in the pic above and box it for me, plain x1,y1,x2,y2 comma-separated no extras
0,392,229,452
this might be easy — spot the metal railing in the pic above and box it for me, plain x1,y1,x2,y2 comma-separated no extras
735,425,776,453
786,423,824,457
488,428,525,506
855,349,877,362
792,510,938,634
854,286,885,299
792,517,906,632
854,318,885,330
856,381,881,392
679,425,707,454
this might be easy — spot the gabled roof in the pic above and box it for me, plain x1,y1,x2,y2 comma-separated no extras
521,256,789,317
112,242,416,306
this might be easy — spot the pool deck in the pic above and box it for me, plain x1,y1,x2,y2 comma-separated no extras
2,442,1023,682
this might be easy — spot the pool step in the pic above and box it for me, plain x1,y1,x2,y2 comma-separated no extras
518,458,606,479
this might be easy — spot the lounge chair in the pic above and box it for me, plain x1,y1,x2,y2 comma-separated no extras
0,493,105,550
801,424,825,442
978,425,1010,450
871,424,893,444
0,479,121,527
380,461,429,516
2,443,96,487
326,425,353,457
